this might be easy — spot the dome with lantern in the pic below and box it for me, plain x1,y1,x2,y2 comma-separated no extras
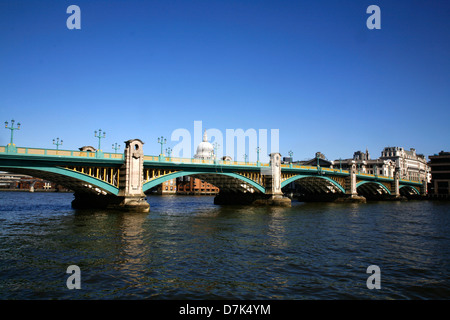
194,130,214,160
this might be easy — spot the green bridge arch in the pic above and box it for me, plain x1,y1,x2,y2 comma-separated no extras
142,171,266,193
356,180,391,194
281,175,346,193
0,165,119,195
399,185,420,195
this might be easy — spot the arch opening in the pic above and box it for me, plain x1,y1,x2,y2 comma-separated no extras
142,171,265,194
0,166,119,195
356,181,391,200
399,185,420,197
282,175,345,202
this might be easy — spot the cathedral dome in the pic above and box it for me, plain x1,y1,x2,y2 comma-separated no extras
195,131,214,159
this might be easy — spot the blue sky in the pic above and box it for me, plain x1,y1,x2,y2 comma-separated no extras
1,0,449,161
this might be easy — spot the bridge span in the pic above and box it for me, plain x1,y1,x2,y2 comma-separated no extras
0,140,426,212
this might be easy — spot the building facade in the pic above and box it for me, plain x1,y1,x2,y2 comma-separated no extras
176,176,219,195
154,177,220,195
155,130,220,195
328,147,430,182
428,151,450,195
0,172,61,191
156,178,177,194
379,147,429,182
333,149,396,177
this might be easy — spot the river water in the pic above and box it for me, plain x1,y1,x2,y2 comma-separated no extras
1,191,450,300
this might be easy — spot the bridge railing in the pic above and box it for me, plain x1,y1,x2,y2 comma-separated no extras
0,146,125,160
280,163,351,174
399,178,421,184
1,146,270,166
0,147,424,184
143,155,271,167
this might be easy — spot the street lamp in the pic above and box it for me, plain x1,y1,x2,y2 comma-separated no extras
213,142,220,161
112,143,120,153
4,119,21,146
94,129,106,151
288,150,293,159
244,154,248,164
166,147,172,159
158,136,166,156
53,138,63,150
257,147,261,163
316,153,322,174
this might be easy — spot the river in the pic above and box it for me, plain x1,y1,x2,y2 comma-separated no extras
1,191,449,299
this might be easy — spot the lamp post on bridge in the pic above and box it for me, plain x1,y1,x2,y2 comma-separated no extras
288,150,293,168
166,147,172,160
244,154,248,164
213,142,220,163
112,143,120,154
4,119,20,152
94,129,106,151
256,147,261,166
158,136,166,160
316,153,322,175
94,129,106,158
53,138,63,150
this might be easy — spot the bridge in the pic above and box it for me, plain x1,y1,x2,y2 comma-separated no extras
0,140,426,212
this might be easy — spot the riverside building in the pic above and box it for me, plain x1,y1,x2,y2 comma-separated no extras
428,151,450,196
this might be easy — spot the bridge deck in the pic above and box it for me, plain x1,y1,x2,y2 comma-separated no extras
0,145,422,187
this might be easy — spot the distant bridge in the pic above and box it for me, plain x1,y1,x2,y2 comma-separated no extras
0,141,425,212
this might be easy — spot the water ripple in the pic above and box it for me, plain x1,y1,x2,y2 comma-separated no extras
1,193,450,299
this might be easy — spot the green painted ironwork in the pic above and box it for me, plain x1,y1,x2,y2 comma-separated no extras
4,119,20,146
280,174,346,193
0,164,119,195
399,185,420,195
356,180,392,194
1,144,424,197
157,136,166,156
112,143,120,153
53,138,63,150
142,170,266,193
94,129,106,151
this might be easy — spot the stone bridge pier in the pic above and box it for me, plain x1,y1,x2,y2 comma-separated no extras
114,139,150,212
391,167,401,198
335,163,367,203
214,153,291,207
72,139,150,212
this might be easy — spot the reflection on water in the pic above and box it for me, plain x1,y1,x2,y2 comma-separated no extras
1,192,450,299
